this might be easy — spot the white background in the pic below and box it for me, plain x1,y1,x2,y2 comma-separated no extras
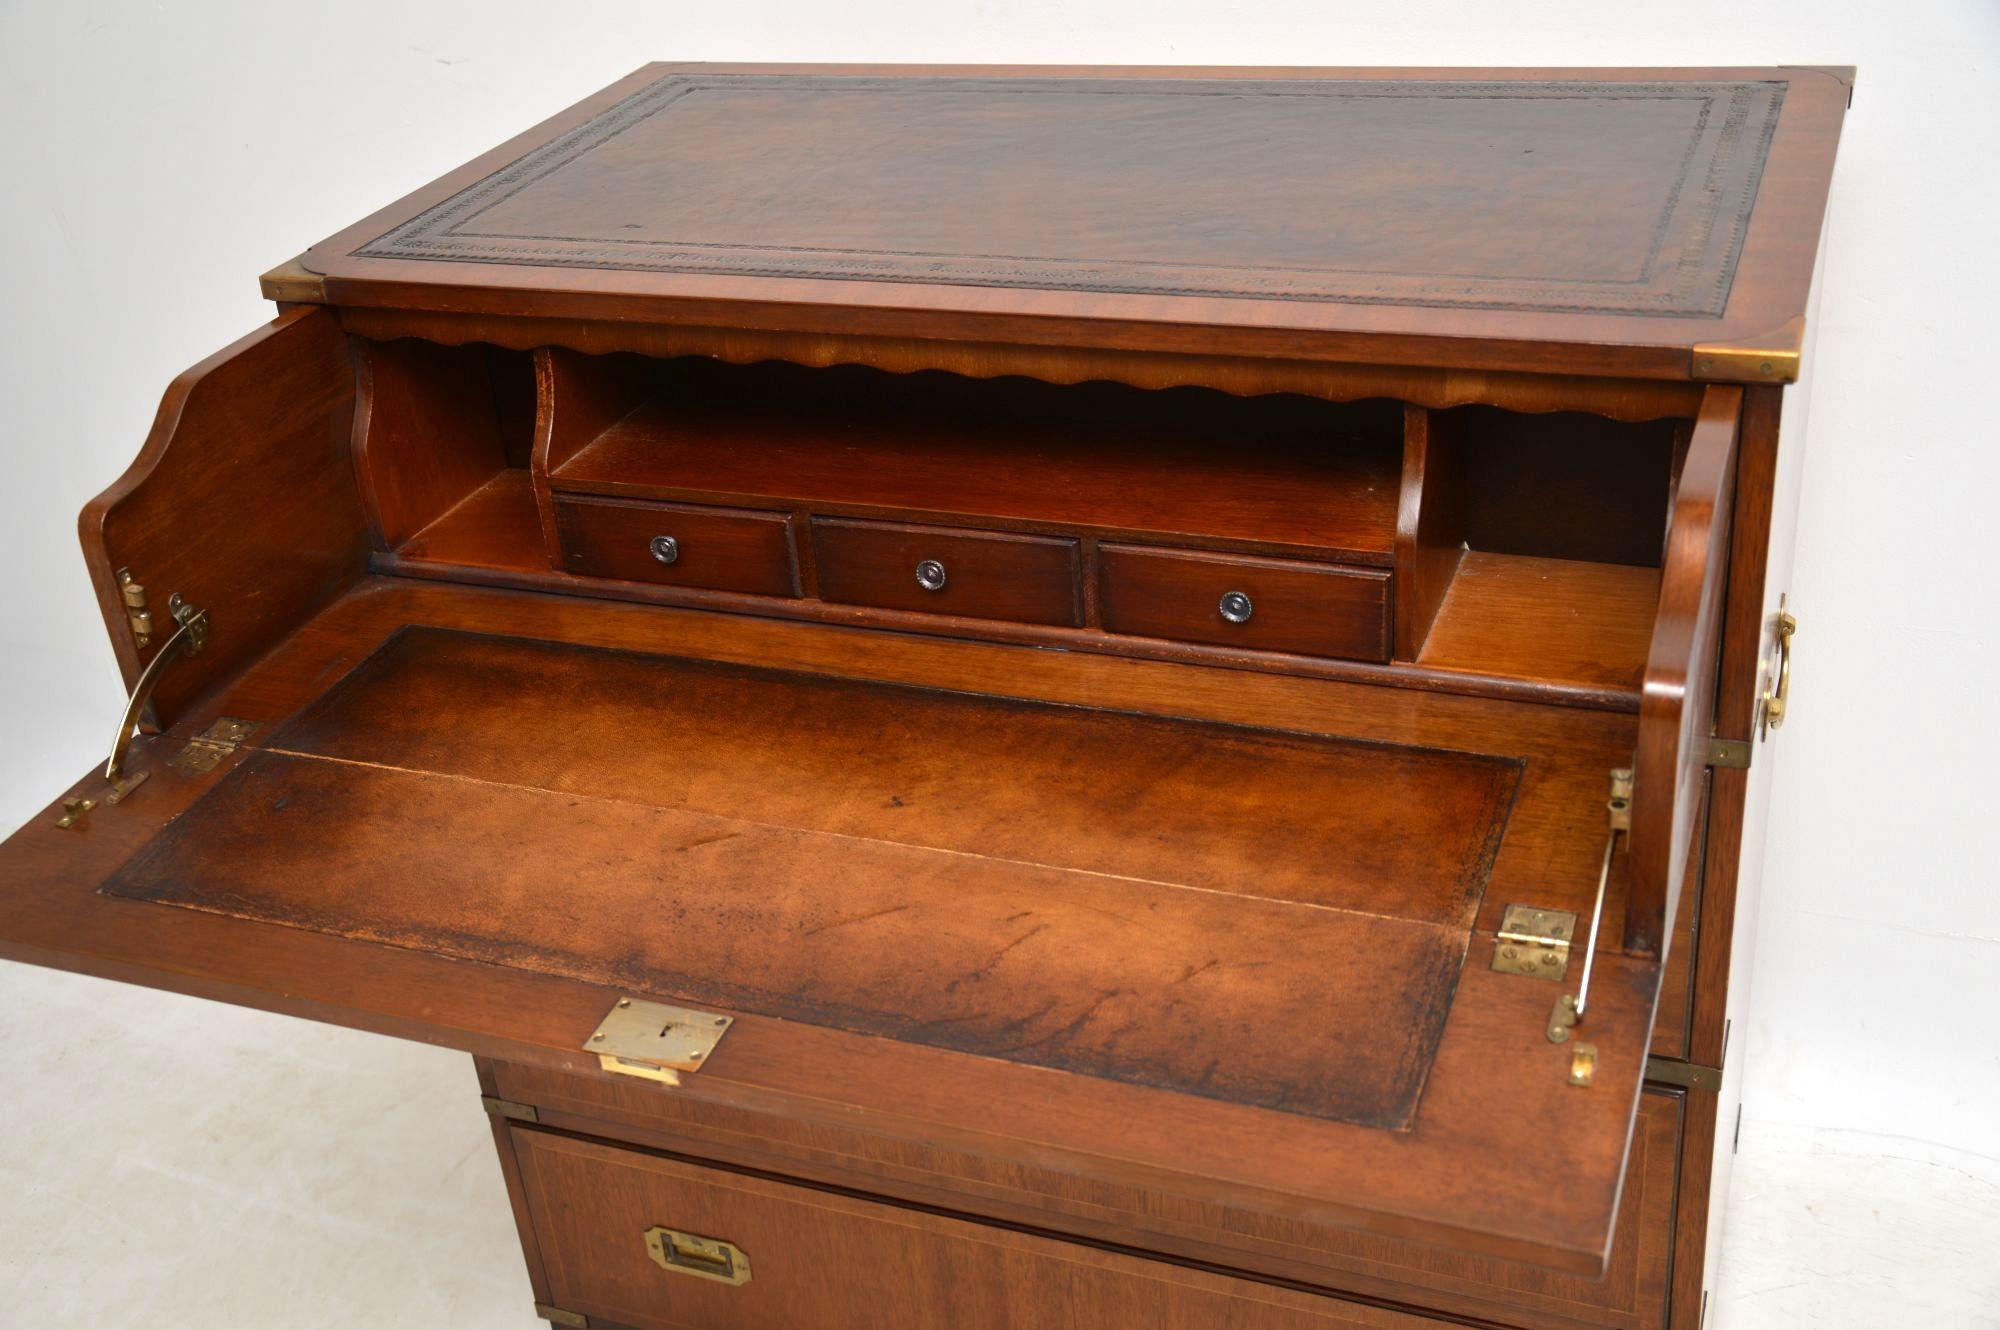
2,2,1996,1326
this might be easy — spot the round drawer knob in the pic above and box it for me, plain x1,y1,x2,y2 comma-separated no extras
915,559,948,592
1219,590,1254,624
649,535,680,566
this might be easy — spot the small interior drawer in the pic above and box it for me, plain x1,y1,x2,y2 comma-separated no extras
554,495,799,597
510,1128,1442,1330
812,516,1082,625
1098,544,1391,662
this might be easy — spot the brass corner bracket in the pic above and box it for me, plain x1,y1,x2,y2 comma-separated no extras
259,255,327,304
1645,1056,1723,1093
1691,316,1805,384
1704,737,1753,770
478,1095,540,1124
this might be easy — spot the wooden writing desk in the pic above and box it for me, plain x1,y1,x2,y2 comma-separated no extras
1,64,1848,1329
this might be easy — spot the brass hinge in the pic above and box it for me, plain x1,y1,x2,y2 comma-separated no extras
1646,1055,1724,1093
115,568,153,649
587,997,734,1085
1704,737,1754,770
1492,905,1577,980
170,717,258,775
534,1304,589,1328
479,1095,540,1124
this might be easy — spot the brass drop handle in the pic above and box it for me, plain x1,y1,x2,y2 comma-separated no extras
645,1226,751,1285
1761,596,1796,736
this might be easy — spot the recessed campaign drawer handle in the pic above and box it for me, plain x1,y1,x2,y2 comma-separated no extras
645,1226,751,1285
1218,590,1253,624
649,535,680,566
915,558,948,592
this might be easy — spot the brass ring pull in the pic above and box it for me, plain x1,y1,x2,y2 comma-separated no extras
1761,596,1796,737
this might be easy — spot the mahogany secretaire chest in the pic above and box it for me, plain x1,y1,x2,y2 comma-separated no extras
1,64,1848,1329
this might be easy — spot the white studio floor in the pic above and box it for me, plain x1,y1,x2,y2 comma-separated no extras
2,965,1995,1329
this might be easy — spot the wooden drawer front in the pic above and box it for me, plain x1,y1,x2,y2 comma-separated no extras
812,517,1082,625
1099,545,1391,662
555,495,799,597
497,1061,1684,1330
511,1129,1440,1330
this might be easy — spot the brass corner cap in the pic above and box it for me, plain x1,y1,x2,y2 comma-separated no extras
260,255,327,304
1691,315,1805,384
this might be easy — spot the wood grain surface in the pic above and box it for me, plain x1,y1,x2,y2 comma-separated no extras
549,359,1403,564
513,1129,1445,1330
80,308,367,725
494,1063,1687,1330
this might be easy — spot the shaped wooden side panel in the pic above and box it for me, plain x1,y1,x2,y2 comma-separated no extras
1626,385,1741,956
1393,404,1466,660
352,338,526,549
530,348,648,569
79,307,367,727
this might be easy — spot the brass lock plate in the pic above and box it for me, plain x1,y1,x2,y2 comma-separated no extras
587,997,733,1085
645,1226,752,1285
1492,905,1577,980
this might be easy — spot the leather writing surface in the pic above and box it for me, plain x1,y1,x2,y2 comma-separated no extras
356,73,1784,318
103,628,1522,1128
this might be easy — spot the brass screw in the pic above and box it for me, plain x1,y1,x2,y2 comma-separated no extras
591,1032,606,1042
618,998,631,1008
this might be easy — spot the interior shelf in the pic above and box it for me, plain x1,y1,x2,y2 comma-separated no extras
397,470,544,573
1417,552,1661,691
549,365,1401,564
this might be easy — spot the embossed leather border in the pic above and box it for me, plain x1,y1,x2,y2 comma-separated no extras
357,74,1786,317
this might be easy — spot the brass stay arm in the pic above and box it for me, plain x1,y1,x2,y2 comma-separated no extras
1571,768,1632,1022
104,595,208,791
1544,768,1633,1085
